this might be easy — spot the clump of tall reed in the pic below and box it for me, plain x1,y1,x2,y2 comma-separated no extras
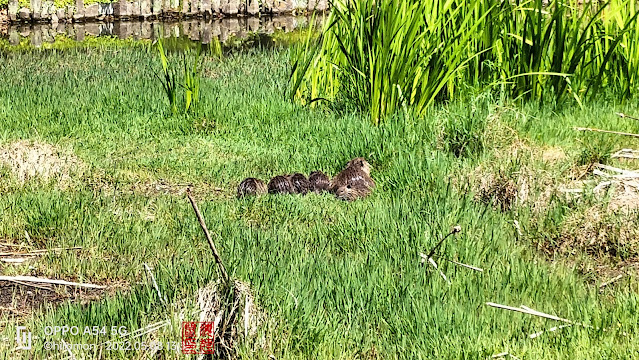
290,0,639,123
154,37,203,115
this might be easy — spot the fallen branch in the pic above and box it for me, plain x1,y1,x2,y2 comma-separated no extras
574,127,639,138
420,253,483,272
144,263,167,306
612,149,639,159
0,258,29,264
186,188,229,284
425,225,462,260
615,112,639,122
485,302,592,329
8,279,53,291
529,324,573,339
600,274,624,289
0,275,105,289
595,164,639,177
0,246,83,257
426,257,450,285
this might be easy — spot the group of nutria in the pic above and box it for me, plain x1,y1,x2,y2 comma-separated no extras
237,157,375,201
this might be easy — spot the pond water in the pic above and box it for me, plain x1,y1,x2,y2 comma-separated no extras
1,15,316,49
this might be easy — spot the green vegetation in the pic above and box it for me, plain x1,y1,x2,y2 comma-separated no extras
0,45,638,359
291,0,639,123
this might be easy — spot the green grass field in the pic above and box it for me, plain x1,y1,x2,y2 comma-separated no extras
0,45,638,359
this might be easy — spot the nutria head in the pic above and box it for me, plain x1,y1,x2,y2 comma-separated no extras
346,157,371,175
287,173,310,195
308,171,330,193
237,178,267,198
334,179,373,201
268,175,293,194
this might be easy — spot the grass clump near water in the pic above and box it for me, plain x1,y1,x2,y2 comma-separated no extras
0,44,638,359
291,0,639,123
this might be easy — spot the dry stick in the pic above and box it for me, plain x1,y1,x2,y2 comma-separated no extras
143,263,167,306
612,149,639,159
616,112,639,122
420,253,483,272
486,302,593,328
600,274,624,289
8,279,53,291
595,163,639,177
186,188,229,284
0,275,105,289
0,246,83,257
574,127,639,138
426,225,462,260
426,257,451,285
529,324,573,339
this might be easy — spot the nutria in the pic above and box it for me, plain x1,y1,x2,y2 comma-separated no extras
237,178,267,198
268,175,294,194
330,157,375,191
308,171,330,193
330,157,375,201
334,178,375,201
287,173,310,195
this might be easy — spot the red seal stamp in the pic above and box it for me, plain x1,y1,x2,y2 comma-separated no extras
181,321,215,354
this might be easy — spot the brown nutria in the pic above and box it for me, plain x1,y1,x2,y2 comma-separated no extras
268,175,294,194
334,177,375,201
308,171,330,193
237,178,267,198
287,173,310,195
330,157,375,196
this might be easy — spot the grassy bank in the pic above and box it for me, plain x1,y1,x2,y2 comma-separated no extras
0,46,638,359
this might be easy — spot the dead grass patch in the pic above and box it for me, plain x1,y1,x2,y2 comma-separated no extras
0,279,129,321
89,178,228,201
0,140,85,187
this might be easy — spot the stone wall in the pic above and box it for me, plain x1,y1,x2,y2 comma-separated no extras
6,16,312,45
6,0,328,23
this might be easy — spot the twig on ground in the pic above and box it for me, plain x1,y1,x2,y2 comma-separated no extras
600,274,624,289
0,275,105,289
612,149,639,159
144,263,167,306
529,324,573,339
421,253,483,272
8,279,53,291
426,225,462,260
615,112,639,122
486,302,592,328
426,257,451,285
186,188,229,283
0,258,29,264
0,246,83,257
595,164,639,177
574,127,639,138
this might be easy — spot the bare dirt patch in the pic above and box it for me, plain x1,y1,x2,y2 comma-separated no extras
0,140,85,186
0,279,129,320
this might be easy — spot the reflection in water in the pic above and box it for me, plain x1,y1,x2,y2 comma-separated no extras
4,15,315,47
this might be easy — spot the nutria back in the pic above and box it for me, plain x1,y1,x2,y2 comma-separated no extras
308,171,330,193
331,157,375,201
237,178,267,198
330,158,375,193
287,173,310,195
268,175,293,194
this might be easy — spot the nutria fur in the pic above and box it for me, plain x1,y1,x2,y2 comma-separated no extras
335,178,375,201
237,178,267,198
330,157,375,190
268,175,294,194
287,173,310,195
308,171,330,193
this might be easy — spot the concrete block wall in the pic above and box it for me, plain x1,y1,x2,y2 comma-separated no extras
6,0,328,23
